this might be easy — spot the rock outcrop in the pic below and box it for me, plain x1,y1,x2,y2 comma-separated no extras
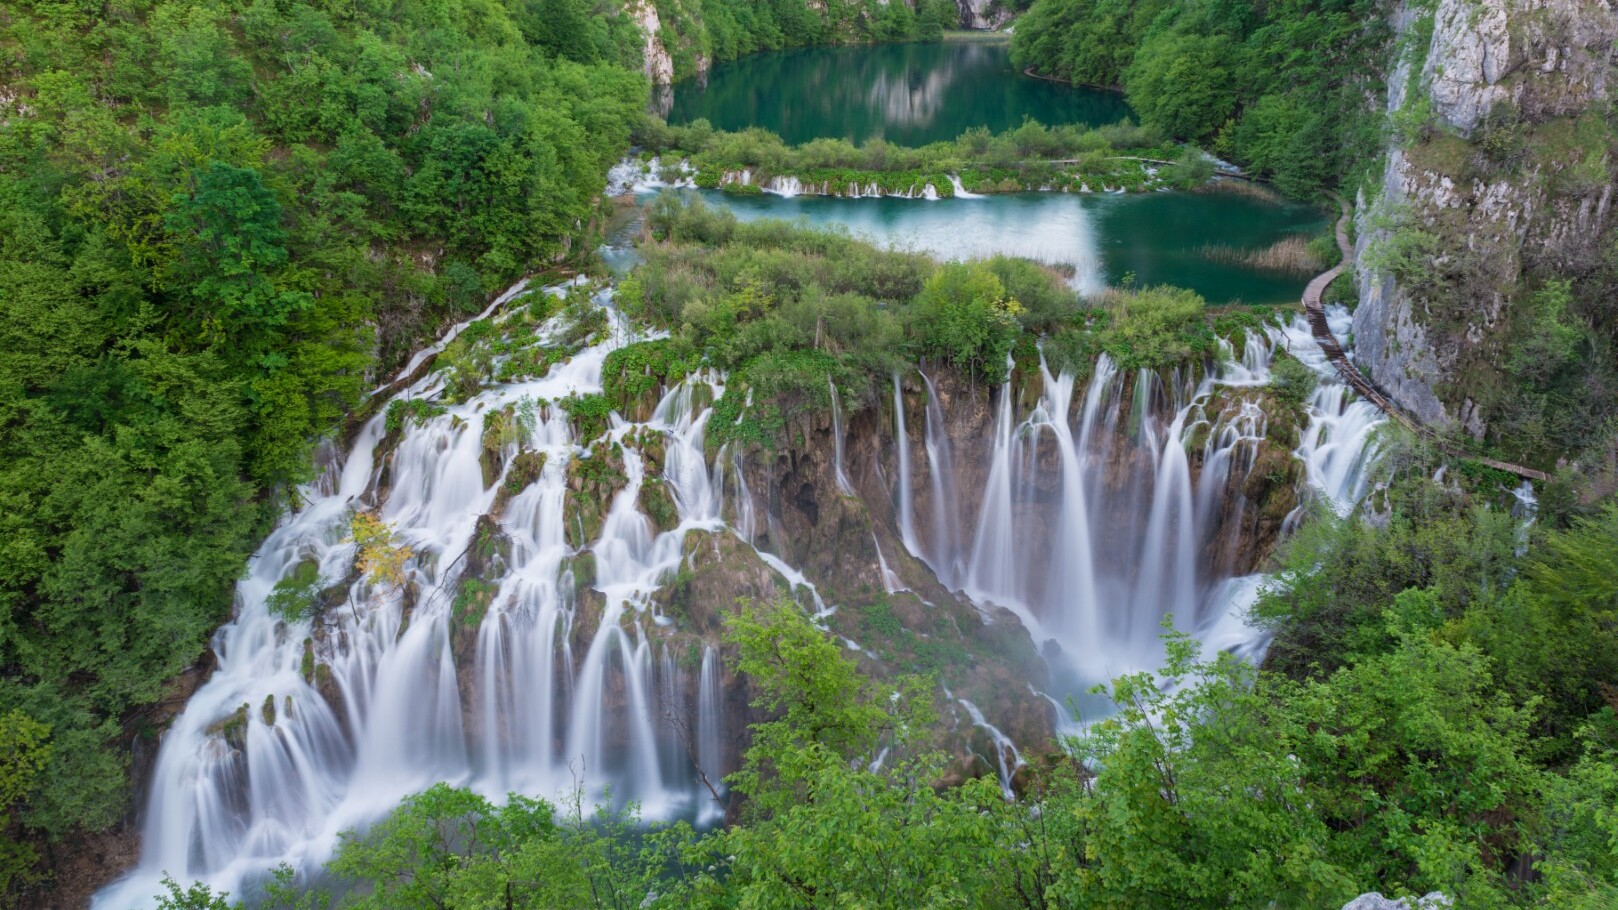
1342,892,1451,910
956,0,1014,30
1352,0,1618,436
626,0,674,84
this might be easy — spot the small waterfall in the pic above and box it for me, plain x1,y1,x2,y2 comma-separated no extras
892,372,921,556
948,175,986,199
763,175,803,197
872,533,906,594
829,379,854,495
695,646,725,823
918,369,961,585
952,694,1022,799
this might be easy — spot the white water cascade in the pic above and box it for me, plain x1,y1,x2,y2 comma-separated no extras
98,290,738,908
893,311,1386,686
102,275,1388,905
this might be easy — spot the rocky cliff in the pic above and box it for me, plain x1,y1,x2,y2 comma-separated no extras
957,0,1015,29
1352,0,1618,442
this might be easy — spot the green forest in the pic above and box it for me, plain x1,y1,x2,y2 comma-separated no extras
1012,0,1389,195
2,0,1617,907
0,0,645,891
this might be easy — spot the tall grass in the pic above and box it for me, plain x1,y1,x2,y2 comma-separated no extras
1198,236,1323,275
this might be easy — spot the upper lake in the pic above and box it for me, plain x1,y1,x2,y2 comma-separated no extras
650,40,1326,304
667,40,1133,146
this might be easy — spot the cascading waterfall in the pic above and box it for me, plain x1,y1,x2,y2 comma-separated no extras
98,292,737,908
892,372,921,555
829,379,854,495
103,267,1388,906
907,312,1386,684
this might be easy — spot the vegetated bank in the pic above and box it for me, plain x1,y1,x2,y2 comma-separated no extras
629,118,1223,197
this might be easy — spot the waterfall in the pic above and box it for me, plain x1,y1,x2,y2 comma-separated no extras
97,292,735,908
918,369,961,585
964,377,1022,615
1032,359,1102,656
872,533,906,594
892,372,921,556
829,379,854,495
103,281,1391,906
696,646,725,824
948,175,986,199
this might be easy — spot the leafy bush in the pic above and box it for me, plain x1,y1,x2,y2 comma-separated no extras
601,338,700,414
1269,351,1319,409
909,263,1026,383
1098,285,1214,369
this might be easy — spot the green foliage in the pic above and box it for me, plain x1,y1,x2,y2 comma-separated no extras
0,712,50,896
909,263,1025,383
1013,0,1391,195
635,118,1180,194
154,876,235,910
265,560,323,623
1123,33,1238,142
384,398,446,437
653,0,960,79
323,781,661,910
1269,350,1319,410
637,197,1089,448
602,339,699,414
0,0,649,869
559,393,614,442
1098,285,1213,369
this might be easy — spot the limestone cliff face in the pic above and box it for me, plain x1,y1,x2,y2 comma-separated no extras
957,0,1015,30
626,0,674,85
1352,0,1618,436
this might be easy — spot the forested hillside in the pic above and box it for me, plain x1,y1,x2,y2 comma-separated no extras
643,0,964,80
1012,0,1391,194
6,0,1618,907
0,0,644,891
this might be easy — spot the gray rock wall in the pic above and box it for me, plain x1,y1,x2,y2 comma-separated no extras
1352,0,1618,435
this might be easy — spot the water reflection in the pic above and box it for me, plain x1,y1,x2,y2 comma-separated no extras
674,188,1326,304
669,42,1132,146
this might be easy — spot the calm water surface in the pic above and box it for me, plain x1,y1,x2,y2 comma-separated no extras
668,41,1131,146
658,41,1324,303
683,188,1324,305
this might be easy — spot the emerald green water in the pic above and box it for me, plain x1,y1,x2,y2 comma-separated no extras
656,41,1326,304
684,188,1325,305
668,41,1131,146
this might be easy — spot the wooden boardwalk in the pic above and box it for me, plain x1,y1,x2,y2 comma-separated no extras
1302,198,1549,483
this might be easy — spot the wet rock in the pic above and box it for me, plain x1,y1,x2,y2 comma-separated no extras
205,703,250,752
564,441,627,548
493,450,548,516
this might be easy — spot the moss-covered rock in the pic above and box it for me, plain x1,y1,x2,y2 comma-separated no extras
206,703,251,751
564,442,627,548
493,450,548,516
638,476,679,532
